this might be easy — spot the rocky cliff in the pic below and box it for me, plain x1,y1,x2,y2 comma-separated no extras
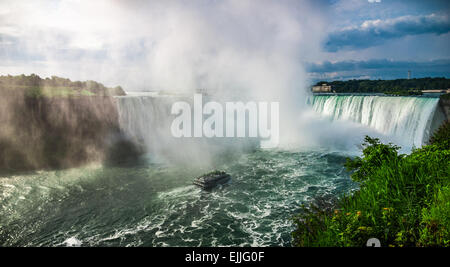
438,94,450,122
0,77,140,175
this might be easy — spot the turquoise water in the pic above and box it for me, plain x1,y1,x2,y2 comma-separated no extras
1,94,440,247
0,149,356,247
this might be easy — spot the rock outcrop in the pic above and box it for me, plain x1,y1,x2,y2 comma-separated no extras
438,94,450,122
0,81,140,175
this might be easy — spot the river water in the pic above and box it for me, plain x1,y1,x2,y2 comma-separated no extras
0,148,356,246
0,94,442,246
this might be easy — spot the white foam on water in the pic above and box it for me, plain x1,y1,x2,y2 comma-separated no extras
63,237,82,247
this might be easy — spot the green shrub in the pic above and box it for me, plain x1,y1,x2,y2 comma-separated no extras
292,131,450,247
418,186,450,246
344,136,402,182
429,121,450,150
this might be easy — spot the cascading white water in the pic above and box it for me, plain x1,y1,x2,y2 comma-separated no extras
115,94,259,165
115,94,441,157
310,95,440,148
116,95,175,151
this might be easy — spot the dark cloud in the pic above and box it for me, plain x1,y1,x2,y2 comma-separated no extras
325,13,450,51
307,59,450,81
307,58,450,72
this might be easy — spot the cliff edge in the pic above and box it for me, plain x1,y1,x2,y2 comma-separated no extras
438,93,450,122
0,74,140,175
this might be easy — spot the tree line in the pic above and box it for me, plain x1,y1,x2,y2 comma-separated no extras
0,74,125,96
314,77,450,93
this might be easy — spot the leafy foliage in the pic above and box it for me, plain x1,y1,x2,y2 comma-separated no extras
429,121,450,150
344,136,402,182
292,129,450,247
383,90,422,96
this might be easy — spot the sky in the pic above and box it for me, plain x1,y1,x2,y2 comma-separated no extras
312,0,450,81
0,0,449,90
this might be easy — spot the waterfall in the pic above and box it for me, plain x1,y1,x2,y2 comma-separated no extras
115,95,258,165
116,95,175,151
310,95,441,148
115,94,441,155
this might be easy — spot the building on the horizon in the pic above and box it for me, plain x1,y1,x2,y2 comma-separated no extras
422,89,450,93
312,83,332,92
408,70,411,79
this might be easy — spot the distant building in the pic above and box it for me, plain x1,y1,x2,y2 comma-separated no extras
422,89,450,93
408,70,411,79
312,84,332,92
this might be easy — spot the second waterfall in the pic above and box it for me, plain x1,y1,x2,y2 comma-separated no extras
310,95,441,148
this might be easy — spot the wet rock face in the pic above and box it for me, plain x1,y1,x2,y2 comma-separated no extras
439,97,450,122
0,93,141,174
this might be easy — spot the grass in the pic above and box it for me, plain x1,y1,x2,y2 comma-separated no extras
23,86,97,97
3,83,125,98
292,123,450,247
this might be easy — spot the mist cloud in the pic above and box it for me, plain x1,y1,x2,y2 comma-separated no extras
0,0,327,98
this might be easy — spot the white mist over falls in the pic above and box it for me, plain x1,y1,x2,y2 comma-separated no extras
2,0,331,154
5,0,438,154
115,93,443,167
1,1,447,247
